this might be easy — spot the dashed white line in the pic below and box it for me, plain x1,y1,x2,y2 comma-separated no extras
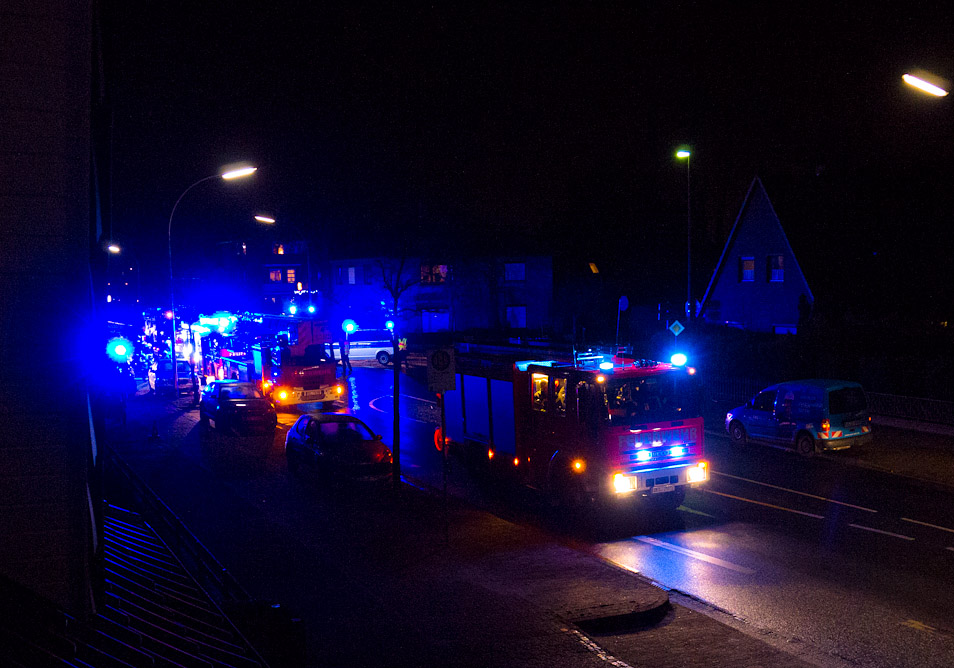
634,536,756,574
901,517,954,534
712,470,877,512
706,489,825,519
564,628,634,667
848,524,914,541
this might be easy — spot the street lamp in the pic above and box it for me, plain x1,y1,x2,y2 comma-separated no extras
903,72,950,97
676,148,691,319
255,214,313,313
168,164,256,398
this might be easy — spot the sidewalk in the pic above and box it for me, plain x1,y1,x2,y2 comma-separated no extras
108,388,819,668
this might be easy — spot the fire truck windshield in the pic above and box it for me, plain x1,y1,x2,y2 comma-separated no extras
604,374,700,424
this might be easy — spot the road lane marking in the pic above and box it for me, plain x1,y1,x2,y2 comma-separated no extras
711,471,877,512
367,395,431,423
678,505,717,518
564,628,634,667
634,536,756,574
706,490,825,519
902,619,936,633
901,517,954,534
946,547,954,553
848,523,914,540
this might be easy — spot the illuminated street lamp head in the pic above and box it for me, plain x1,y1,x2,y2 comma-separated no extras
903,72,950,97
675,150,691,159
254,215,276,224
221,166,257,180
107,244,121,254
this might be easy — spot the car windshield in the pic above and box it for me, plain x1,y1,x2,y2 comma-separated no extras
604,373,701,424
223,386,263,399
318,420,375,443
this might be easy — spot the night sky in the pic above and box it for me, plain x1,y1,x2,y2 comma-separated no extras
103,3,954,320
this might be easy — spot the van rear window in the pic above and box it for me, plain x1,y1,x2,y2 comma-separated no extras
829,387,867,415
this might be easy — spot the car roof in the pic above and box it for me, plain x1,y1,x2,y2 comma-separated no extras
302,412,366,426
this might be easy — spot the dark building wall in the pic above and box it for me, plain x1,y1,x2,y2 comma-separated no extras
0,2,95,615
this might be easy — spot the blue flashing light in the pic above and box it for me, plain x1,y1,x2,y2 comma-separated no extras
385,320,395,330
669,446,686,457
289,305,298,315
106,337,133,362
636,450,652,462
599,361,614,371
342,319,357,333
307,305,316,313
670,353,688,367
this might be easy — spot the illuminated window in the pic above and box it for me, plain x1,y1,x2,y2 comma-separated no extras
531,374,548,412
421,264,449,284
739,257,755,282
554,377,567,416
336,266,356,285
504,262,525,281
273,244,285,255
286,268,296,284
767,254,784,282
269,270,282,282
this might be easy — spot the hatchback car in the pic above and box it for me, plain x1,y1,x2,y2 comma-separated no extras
148,359,199,396
285,413,392,484
725,379,872,455
342,329,394,366
199,380,277,436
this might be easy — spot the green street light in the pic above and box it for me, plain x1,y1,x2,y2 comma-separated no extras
903,72,950,97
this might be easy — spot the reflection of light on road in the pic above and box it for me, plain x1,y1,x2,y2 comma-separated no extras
368,394,431,423
348,375,359,412
634,536,756,574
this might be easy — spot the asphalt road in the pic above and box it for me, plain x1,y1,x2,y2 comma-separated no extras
116,365,954,668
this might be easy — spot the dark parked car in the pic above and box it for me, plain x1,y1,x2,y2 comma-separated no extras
199,380,277,437
285,413,392,484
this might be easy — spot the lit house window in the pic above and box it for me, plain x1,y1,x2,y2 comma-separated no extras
767,255,784,282
504,262,526,281
421,264,449,284
739,257,755,282
286,268,296,284
269,270,282,282
273,244,285,255
336,266,356,285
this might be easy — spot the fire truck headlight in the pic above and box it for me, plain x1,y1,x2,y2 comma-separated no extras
277,389,288,401
613,473,636,493
336,384,344,394
572,458,586,473
687,462,708,483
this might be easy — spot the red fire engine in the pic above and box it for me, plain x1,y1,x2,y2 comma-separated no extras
201,313,344,409
443,348,708,509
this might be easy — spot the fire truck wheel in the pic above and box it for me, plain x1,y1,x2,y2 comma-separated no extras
796,433,816,457
728,421,747,446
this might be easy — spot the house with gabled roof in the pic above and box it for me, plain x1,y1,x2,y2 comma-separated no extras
697,177,813,334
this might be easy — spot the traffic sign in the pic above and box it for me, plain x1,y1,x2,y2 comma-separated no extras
668,320,685,337
426,347,456,392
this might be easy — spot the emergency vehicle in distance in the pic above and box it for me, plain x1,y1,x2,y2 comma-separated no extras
442,347,708,510
199,313,344,410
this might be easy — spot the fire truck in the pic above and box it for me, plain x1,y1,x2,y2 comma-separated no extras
200,313,344,409
443,348,708,509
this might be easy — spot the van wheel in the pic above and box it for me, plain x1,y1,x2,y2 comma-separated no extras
729,421,747,446
796,434,816,457
376,351,391,366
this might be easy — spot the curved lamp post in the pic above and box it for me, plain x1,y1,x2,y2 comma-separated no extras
676,149,691,318
168,165,256,397
254,214,313,313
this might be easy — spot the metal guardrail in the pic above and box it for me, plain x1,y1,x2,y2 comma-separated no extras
703,377,954,427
